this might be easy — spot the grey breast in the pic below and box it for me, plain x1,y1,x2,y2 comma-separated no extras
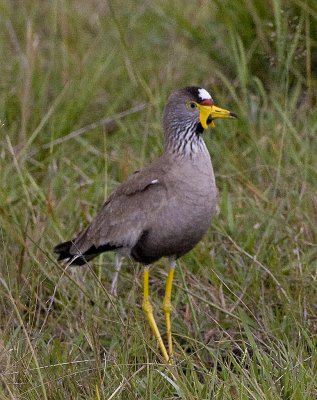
131,146,218,262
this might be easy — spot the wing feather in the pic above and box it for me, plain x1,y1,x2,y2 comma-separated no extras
71,169,167,254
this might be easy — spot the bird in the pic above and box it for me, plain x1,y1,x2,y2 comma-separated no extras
54,86,236,362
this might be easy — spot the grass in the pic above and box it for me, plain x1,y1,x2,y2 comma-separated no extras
0,0,317,398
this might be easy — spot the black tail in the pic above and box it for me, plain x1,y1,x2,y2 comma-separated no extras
53,240,91,265
54,240,119,266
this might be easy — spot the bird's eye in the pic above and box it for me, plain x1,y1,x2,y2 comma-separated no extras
186,101,198,111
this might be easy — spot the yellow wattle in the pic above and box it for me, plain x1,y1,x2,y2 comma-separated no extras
199,105,212,129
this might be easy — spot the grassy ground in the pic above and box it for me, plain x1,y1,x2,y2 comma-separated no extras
1,0,317,398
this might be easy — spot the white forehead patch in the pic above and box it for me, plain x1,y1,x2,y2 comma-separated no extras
198,88,212,100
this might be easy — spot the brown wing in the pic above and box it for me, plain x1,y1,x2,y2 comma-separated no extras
70,170,168,255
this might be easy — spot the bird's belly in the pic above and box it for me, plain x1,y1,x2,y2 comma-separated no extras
131,185,218,264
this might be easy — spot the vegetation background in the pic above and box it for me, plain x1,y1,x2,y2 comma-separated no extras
0,0,316,398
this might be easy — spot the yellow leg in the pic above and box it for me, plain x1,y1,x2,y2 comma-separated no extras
142,267,169,362
163,259,176,358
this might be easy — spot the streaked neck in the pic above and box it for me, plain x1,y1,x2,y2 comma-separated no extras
164,121,207,157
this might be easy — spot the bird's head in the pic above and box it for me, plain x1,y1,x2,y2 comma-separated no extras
164,86,236,131
163,87,236,153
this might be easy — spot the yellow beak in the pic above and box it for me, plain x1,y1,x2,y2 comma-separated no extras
199,104,237,129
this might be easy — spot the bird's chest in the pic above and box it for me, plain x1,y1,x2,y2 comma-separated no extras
169,154,217,216
159,154,218,244
133,151,219,262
